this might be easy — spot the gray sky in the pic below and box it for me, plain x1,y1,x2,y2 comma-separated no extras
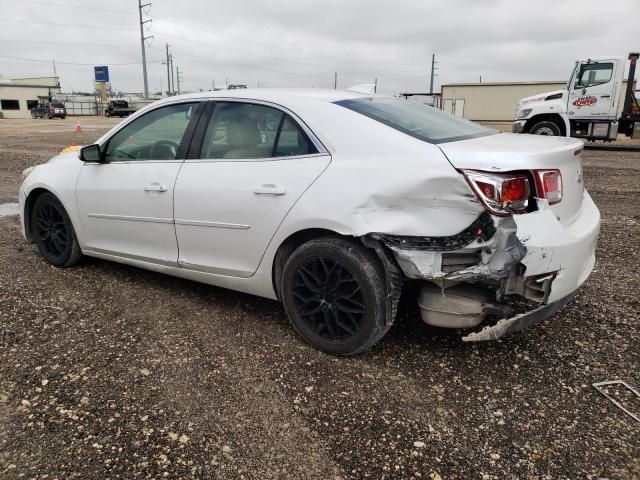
0,0,637,95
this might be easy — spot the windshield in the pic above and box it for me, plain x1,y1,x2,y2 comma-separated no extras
51,103,65,108
335,97,495,144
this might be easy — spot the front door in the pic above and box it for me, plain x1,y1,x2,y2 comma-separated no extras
567,60,618,119
76,102,200,265
174,101,331,277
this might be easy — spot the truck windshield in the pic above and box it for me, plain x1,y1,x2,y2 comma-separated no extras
51,103,64,108
335,97,495,144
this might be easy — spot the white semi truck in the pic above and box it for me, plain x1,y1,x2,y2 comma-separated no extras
513,53,639,141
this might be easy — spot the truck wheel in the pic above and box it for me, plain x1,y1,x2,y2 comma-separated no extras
280,237,389,355
530,121,561,136
105,111,110,117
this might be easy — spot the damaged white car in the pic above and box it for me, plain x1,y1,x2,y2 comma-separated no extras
19,90,600,355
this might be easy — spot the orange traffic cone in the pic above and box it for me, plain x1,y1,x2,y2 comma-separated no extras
70,138,77,147
75,120,83,134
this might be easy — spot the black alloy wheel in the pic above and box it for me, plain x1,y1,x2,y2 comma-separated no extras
292,256,366,341
281,237,389,355
31,193,82,267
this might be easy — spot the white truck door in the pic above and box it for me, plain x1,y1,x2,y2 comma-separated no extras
567,59,619,119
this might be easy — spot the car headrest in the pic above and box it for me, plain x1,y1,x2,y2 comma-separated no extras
226,118,260,148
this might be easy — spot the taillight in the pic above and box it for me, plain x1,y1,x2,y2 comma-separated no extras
533,169,562,205
462,170,530,216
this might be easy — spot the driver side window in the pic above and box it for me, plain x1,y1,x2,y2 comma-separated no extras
104,102,197,162
574,63,613,89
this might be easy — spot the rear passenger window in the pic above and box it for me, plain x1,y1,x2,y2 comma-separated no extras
201,102,282,159
200,102,318,160
274,116,316,157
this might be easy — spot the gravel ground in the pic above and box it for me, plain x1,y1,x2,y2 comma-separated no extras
1,118,639,479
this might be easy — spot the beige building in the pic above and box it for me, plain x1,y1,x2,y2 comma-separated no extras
441,82,566,121
0,77,62,119
441,80,636,121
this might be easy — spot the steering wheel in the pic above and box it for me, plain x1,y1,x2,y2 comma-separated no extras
150,140,179,159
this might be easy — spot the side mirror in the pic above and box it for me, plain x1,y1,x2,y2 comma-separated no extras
79,144,102,162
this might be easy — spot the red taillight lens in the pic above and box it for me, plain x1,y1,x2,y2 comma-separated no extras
501,177,530,205
534,169,562,205
462,170,530,216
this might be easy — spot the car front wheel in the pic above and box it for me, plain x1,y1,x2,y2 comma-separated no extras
281,237,389,355
31,192,82,267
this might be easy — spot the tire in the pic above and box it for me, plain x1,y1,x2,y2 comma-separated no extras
31,111,36,119
61,116,66,120
281,237,389,355
529,120,561,136
47,113,52,120
31,192,82,267
105,111,110,117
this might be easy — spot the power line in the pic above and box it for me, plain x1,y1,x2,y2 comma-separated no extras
2,0,134,15
0,53,162,66
0,18,135,32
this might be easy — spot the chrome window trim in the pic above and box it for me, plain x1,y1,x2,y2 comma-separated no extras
183,152,330,164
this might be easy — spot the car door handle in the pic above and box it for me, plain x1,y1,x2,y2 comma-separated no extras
600,95,611,98
254,184,286,195
144,183,167,192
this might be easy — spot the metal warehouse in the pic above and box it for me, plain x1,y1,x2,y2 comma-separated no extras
441,80,635,121
441,81,566,121
0,77,61,119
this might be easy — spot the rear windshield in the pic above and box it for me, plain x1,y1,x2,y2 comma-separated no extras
51,103,65,108
335,97,495,144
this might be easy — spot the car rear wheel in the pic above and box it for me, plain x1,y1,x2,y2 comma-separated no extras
530,121,561,136
31,192,82,267
281,237,389,355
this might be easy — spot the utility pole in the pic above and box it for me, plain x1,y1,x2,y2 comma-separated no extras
170,54,175,95
176,66,183,95
334,72,337,89
138,0,153,99
374,77,378,94
479,75,482,83
429,53,438,95
164,43,171,96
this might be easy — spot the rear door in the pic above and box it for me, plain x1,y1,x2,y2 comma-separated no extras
173,100,331,277
567,60,618,119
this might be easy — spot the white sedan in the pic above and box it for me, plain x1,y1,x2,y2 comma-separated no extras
19,89,600,355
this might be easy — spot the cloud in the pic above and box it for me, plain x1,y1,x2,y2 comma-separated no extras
0,0,636,94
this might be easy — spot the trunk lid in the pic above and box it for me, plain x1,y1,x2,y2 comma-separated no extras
438,132,585,225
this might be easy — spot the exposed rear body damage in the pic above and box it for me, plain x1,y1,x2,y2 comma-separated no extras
364,132,600,340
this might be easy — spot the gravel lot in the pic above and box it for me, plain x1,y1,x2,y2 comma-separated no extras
1,117,639,479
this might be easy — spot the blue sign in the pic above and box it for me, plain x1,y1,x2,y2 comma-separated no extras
94,66,109,82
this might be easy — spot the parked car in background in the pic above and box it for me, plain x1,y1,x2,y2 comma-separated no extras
30,101,67,119
104,100,137,118
19,89,600,355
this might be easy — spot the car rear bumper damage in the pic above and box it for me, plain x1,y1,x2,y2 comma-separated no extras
368,191,600,341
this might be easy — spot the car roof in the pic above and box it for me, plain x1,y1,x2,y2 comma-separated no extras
154,88,371,106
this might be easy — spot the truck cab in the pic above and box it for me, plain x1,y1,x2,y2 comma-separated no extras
514,54,639,141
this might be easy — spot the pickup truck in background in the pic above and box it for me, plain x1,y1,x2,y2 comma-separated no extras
104,100,137,118
514,52,640,141
31,101,67,119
